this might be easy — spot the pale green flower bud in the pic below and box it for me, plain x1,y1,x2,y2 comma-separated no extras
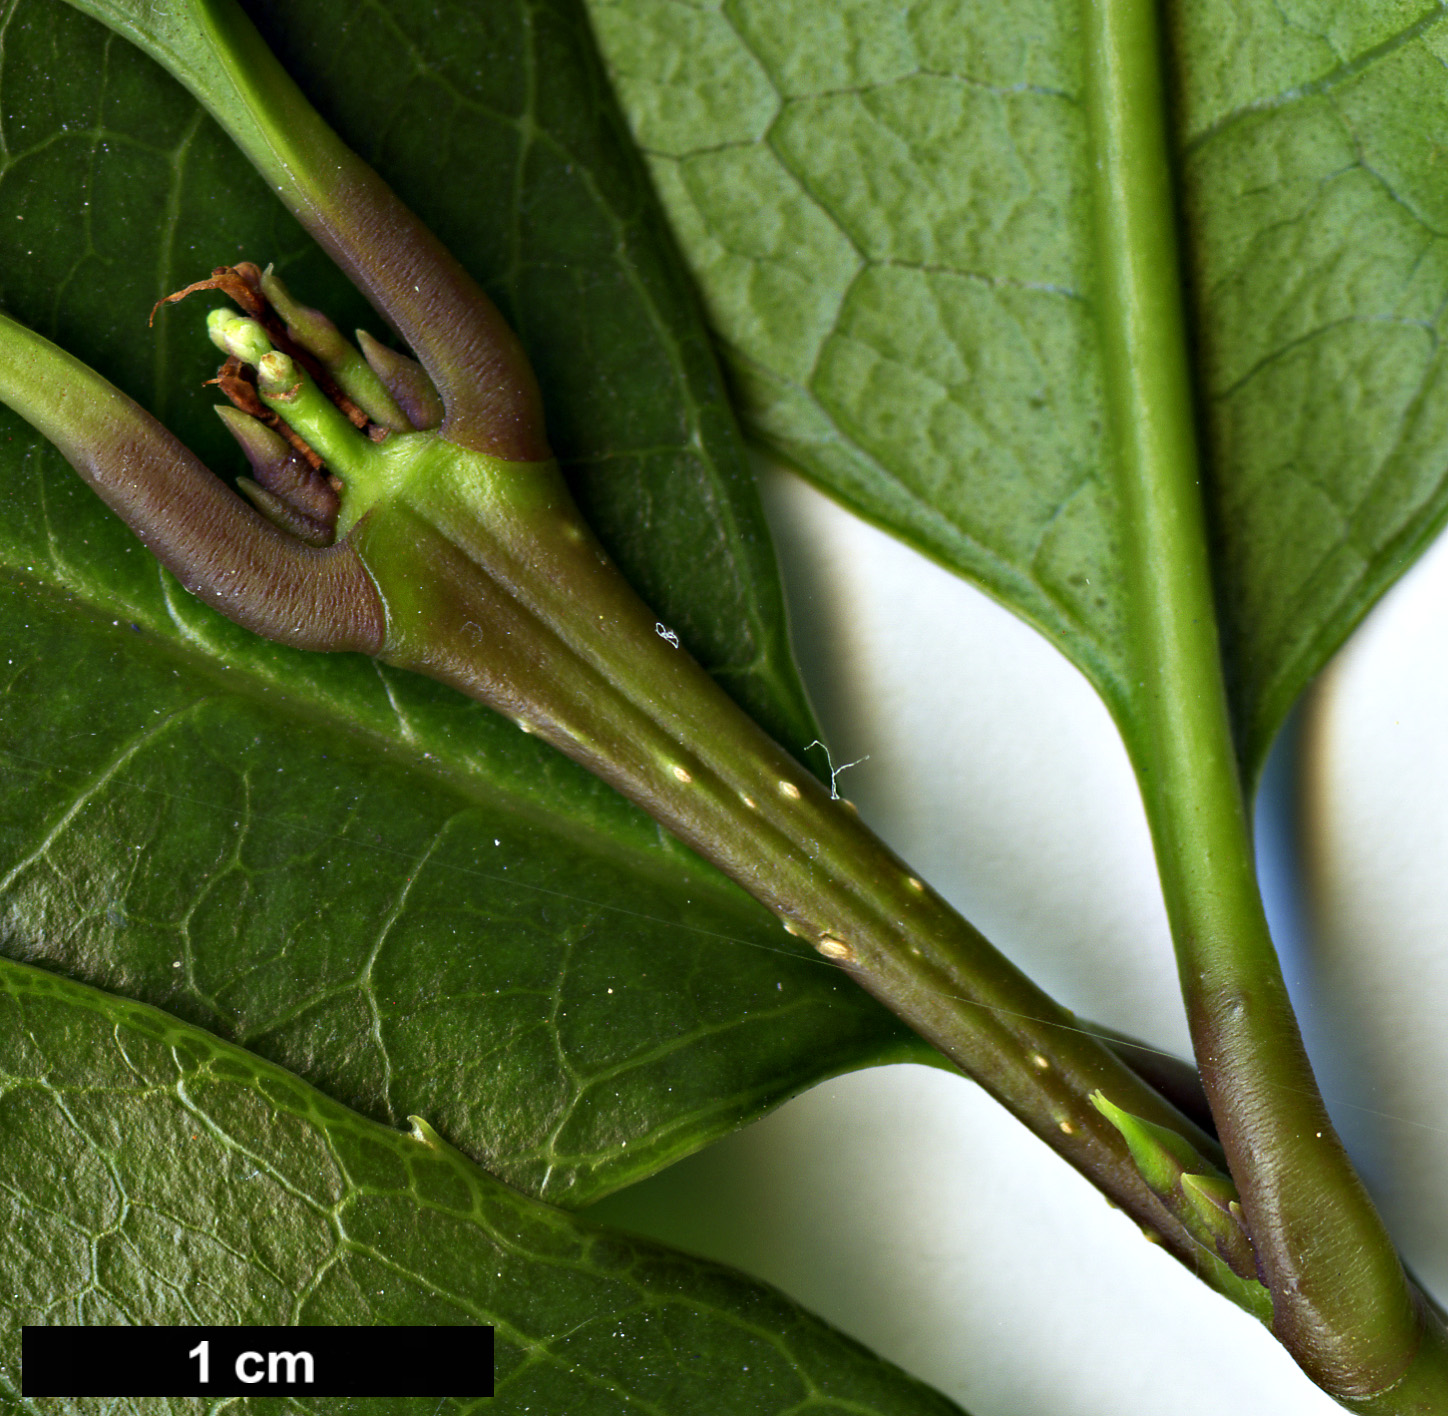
206,308,273,366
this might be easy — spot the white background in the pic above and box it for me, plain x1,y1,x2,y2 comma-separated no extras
592,465,1448,1415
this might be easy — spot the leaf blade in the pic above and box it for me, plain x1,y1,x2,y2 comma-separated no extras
0,954,966,1415
588,0,1131,714
1174,1,1448,772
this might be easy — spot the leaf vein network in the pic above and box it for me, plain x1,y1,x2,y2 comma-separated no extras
1184,2,1448,154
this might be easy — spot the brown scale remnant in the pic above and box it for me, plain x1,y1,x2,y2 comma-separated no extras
151,262,268,325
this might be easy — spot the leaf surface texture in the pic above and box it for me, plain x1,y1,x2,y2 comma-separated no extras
0,957,965,1415
587,0,1448,773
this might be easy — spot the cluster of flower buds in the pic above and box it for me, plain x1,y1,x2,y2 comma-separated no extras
157,261,441,547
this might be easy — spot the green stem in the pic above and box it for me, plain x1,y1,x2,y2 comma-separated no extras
1083,0,1442,1403
351,440,1240,1285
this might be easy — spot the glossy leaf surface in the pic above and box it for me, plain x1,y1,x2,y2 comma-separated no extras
0,956,965,1416
0,0,917,1207
587,0,1448,776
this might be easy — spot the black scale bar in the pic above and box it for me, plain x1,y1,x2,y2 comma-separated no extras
21,1325,494,1397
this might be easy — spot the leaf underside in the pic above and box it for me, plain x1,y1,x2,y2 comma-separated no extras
0,0,920,1210
585,0,1448,781
0,956,967,1416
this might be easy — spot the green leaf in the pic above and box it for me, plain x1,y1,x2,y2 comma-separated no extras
585,0,1448,778
0,955,966,1416
0,0,917,1207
